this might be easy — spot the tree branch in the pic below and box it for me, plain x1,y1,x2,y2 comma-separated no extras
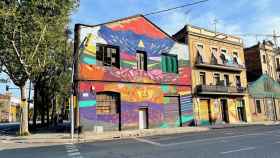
11,40,30,76
30,25,47,59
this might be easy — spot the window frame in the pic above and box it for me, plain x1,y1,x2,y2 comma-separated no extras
262,54,266,63
96,92,120,115
161,53,178,73
199,72,206,85
96,43,120,68
136,50,148,71
213,73,220,85
255,99,262,113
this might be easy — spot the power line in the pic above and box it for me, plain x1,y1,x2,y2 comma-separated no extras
144,0,209,16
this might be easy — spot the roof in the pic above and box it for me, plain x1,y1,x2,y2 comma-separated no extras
248,74,280,98
75,14,176,41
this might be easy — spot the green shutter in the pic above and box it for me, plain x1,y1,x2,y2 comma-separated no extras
172,56,178,73
161,55,167,72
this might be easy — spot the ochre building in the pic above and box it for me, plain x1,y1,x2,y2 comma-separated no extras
174,25,252,125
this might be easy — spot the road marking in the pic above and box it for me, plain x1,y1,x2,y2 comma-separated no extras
68,152,81,156
160,130,279,147
220,147,256,154
65,143,83,158
275,141,280,144
134,138,162,147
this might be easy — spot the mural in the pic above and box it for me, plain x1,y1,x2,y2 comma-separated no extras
75,15,192,132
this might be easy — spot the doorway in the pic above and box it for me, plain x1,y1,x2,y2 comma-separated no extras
139,108,148,129
221,99,229,123
237,100,247,122
199,99,212,125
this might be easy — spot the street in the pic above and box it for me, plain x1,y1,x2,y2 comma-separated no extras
1,125,280,158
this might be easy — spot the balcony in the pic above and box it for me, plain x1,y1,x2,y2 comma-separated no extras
196,84,247,95
195,61,245,72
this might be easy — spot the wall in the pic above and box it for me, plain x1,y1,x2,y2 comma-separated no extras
75,16,193,132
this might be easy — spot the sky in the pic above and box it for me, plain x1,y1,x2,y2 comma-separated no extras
1,0,280,97
71,0,280,47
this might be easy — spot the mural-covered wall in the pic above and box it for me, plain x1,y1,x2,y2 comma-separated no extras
75,15,192,132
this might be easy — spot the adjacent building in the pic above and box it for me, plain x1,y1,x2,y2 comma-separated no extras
0,93,20,122
244,41,280,122
173,25,251,125
244,40,280,82
248,75,280,121
74,15,193,133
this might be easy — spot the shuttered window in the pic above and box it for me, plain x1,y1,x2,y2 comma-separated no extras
161,54,178,73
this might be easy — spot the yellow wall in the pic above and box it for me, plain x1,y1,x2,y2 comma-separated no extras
186,25,252,124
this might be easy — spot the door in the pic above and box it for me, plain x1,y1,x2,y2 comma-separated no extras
199,100,212,125
237,100,247,122
139,108,148,129
221,99,229,123
266,99,276,121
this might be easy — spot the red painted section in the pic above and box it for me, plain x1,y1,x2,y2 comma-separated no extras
106,17,166,39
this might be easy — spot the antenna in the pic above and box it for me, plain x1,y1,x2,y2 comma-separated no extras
212,18,219,34
273,30,278,47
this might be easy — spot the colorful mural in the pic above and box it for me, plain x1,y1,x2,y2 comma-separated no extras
75,15,192,132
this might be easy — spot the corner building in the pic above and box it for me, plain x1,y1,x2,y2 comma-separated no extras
173,25,252,125
74,15,193,132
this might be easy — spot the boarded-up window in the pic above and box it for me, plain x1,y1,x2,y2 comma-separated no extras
161,54,178,73
96,92,120,115
96,44,120,68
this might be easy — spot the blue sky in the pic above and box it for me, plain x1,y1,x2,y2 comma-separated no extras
71,0,280,46
2,0,280,97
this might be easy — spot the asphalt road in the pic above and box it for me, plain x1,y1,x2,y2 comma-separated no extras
1,125,280,158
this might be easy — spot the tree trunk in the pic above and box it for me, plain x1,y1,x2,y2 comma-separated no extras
20,83,29,135
32,83,38,129
47,96,49,128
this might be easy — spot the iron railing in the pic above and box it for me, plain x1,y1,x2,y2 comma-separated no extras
196,84,246,94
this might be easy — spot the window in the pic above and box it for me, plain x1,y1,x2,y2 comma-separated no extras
211,48,218,64
276,58,280,68
196,44,204,64
96,44,120,68
96,92,120,115
262,54,266,63
233,52,238,64
199,72,206,85
255,100,261,113
220,53,227,64
136,51,147,71
221,49,227,54
214,73,220,85
236,76,241,87
161,54,178,73
224,74,229,86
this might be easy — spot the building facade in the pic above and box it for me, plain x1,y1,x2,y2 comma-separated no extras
248,75,280,121
244,41,280,122
244,41,279,82
0,93,20,122
74,15,193,133
174,25,251,125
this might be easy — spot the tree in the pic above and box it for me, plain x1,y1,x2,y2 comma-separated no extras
0,0,78,135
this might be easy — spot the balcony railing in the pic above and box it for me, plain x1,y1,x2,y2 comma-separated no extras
196,84,247,95
195,60,245,72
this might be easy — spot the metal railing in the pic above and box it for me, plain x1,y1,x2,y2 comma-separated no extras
196,84,246,94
